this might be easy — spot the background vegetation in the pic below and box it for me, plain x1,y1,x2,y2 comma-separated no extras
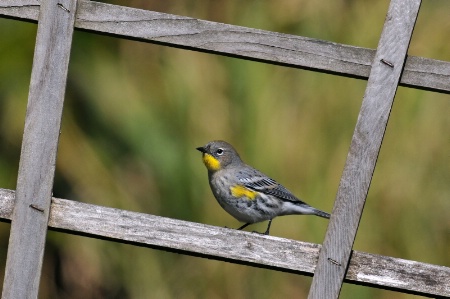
0,0,449,298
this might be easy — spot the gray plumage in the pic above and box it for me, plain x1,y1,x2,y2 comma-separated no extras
197,140,330,235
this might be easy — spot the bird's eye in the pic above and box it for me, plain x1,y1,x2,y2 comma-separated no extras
216,148,224,155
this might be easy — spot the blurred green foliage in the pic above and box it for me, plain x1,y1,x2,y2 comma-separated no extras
0,0,449,298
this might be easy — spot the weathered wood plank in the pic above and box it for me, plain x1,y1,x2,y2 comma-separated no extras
1,0,449,94
0,188,448,297
0,0,39,22
308,1,423,298
346,252,450,297
1,0,77,298
0,189,14,221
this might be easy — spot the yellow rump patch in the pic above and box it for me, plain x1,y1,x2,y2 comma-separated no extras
202,153,221,171
230,185,258,200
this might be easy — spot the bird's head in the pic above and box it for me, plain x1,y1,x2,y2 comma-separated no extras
196,140,242,171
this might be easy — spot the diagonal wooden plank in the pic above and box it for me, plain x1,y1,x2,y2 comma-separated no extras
1,0,449,94
0,188,448,297
1,0,77,298
308,0,422,298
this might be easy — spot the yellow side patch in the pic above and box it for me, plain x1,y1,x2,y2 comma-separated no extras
202,153,221,171
230,185,258,200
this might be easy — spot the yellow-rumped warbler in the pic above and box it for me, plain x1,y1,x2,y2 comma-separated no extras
197,140,330,235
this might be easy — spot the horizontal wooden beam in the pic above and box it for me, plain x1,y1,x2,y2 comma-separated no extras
1,0,449,94
0,188,448,297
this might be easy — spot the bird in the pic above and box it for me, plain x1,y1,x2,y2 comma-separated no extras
196,140,330,235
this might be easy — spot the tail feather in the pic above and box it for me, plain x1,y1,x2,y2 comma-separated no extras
314,209,331,219
288,200,331,219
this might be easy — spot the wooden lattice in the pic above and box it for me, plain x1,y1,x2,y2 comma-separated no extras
0,0,449,298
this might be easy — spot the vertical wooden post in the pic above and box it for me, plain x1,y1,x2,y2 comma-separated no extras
308,0,421,298
2,0,77,298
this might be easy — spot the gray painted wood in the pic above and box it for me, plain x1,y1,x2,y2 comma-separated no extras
308,1,422,298
1,0,77,298
1,0,449,94
0,188,448,297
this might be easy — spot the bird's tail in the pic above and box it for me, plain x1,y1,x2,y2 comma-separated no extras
313,208,331,219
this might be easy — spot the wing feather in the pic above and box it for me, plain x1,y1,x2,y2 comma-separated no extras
237,170,302,203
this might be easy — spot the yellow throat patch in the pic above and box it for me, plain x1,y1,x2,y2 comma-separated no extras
230,185,258,200
202,153,221,171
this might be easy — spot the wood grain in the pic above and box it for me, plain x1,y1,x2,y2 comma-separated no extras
308,1,422,298
1,1,77,298
1,0,449,94
0,188,448,297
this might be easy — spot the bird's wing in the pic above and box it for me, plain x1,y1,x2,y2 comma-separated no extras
237,169,302,203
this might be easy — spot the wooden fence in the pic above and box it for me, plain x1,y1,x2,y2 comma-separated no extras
0,0,449,298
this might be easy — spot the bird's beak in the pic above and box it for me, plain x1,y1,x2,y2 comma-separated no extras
196,146,206,153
